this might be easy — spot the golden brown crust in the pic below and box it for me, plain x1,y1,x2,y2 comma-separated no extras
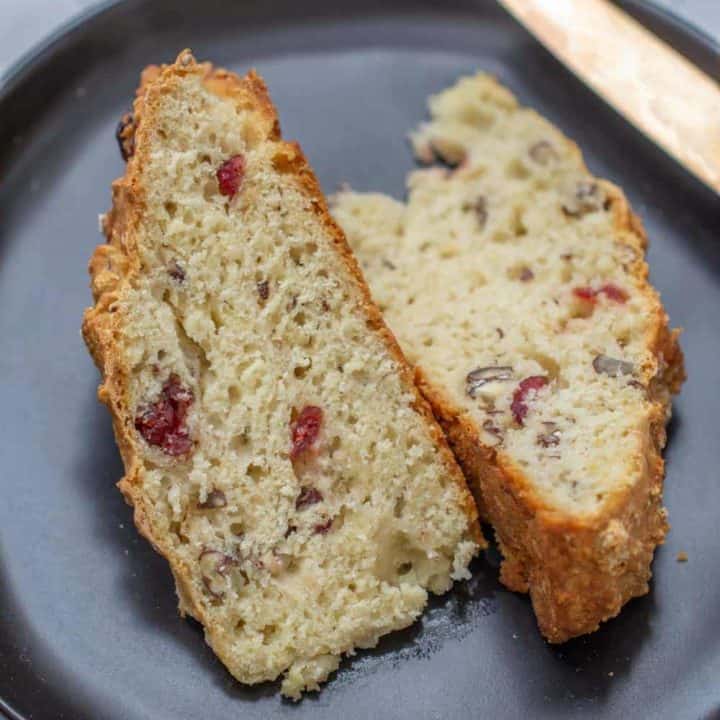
412,175,684,642
82,49,483,645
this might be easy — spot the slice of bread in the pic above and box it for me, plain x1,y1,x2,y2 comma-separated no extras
82,51,482,698
333,73,684,643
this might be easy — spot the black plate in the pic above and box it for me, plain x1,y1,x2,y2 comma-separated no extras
1,2,719,718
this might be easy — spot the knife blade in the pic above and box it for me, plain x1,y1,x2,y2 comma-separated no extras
498,0,720,195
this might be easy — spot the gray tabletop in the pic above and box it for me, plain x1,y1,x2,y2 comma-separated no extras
1,0,719,81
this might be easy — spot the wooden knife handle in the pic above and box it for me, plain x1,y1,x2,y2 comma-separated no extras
499,0,720,195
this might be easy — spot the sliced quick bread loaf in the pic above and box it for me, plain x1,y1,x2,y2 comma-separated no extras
82,51,482,698
332,73,684,643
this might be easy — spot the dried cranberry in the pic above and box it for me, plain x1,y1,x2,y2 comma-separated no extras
598,283,628,303
511,376,548,425
573,286,597,303
296,486,323,509
573,284,628,304
135,374,194,456
290,405,323,459
313,518,334,535
216,154,246,198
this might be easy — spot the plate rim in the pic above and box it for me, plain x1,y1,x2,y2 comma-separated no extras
0,0,718,100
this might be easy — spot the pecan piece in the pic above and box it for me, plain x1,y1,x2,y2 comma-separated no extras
593,355,634,377
466,365,514,398
482,419,504,445
216,154,246,198
197,489,227,509
198,549,235,598
256,280,269,300
562,181,607,217
462,196,488,229
528,140,558,166
511,376,549,425
168,260,185,283
290,405,323,459
537,422,562,447
519,266,534,282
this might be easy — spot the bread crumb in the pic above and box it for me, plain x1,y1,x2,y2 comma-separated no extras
676,551,688,562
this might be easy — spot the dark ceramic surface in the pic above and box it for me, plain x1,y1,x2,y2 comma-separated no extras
0,2,718,718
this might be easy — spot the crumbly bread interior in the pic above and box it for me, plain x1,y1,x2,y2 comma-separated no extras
333,74,678,517
84,56,479,698
333,74,684,641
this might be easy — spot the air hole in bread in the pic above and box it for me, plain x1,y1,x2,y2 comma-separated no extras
327,436,341,457
289,247,303,265
294,364,310,379
397,562,413,576
246,463,266,481
506,158,530,180
569,299,595,319
511,206,528,237
203,180,216,201
261,624,278,644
